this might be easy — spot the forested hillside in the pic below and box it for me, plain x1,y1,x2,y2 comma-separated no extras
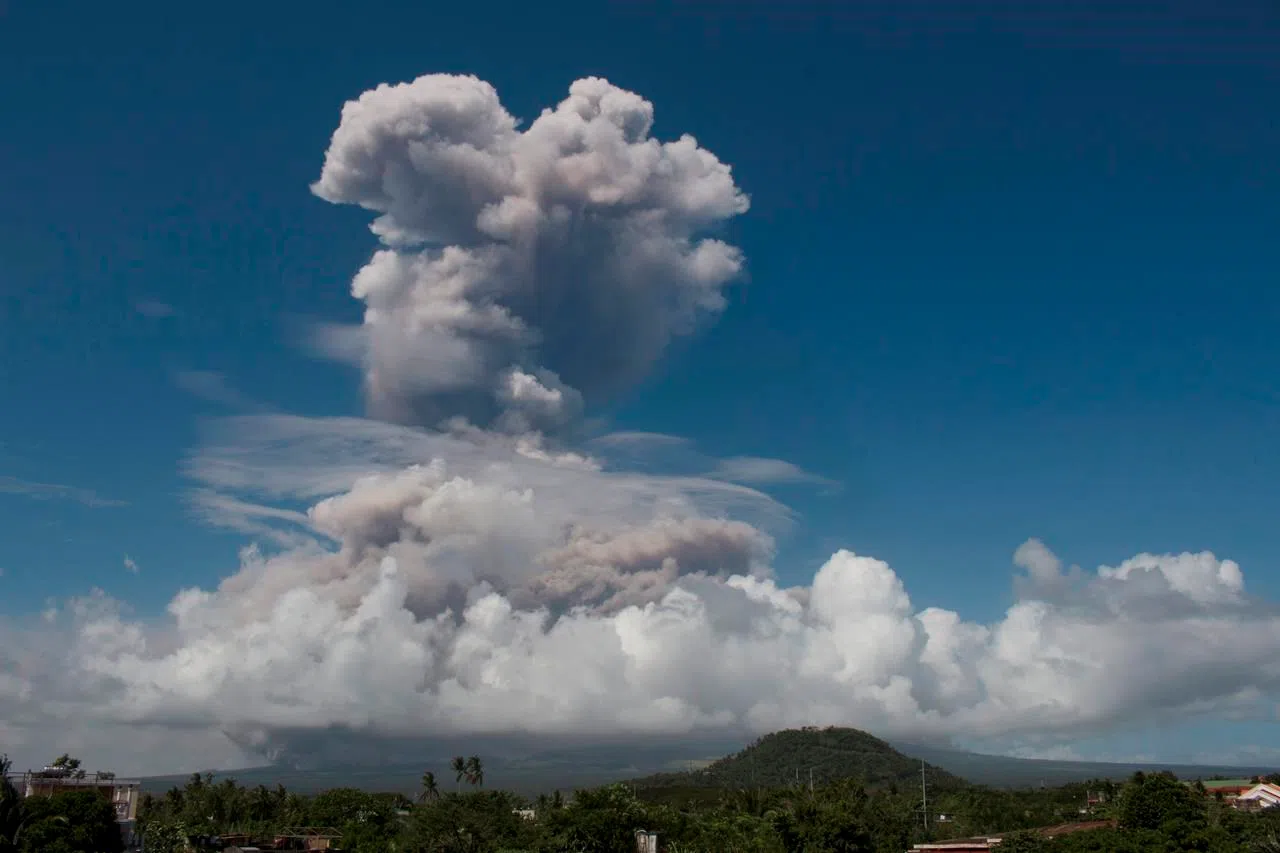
633,726,967,792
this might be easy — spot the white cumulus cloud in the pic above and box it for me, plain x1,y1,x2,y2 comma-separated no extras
5,506,1278,774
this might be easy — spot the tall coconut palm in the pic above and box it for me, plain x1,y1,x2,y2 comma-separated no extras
451,756,467,792
418,771,440,803
465,756,484,788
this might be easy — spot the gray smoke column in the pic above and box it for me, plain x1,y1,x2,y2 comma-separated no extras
311,74,750,431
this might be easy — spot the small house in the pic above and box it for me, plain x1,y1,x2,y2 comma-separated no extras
1236,783,1280,811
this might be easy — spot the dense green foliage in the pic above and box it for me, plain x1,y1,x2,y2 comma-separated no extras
126,765,1280,852
925,771,1280,853
407,789,536,852
1116,771,1207,831
137,818,191,853
9,736,1280,852
137,773,410,851
16,790,123,853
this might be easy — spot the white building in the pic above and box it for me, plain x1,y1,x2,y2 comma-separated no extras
1235,783,1280,810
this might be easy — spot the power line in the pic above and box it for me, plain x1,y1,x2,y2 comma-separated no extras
921,759,929,834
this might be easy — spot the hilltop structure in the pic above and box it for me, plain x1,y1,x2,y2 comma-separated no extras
631,726,966,793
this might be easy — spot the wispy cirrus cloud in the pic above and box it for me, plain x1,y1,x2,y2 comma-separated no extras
0,475,126,508
186,486,325,548
135,300,177,318
709,456,839,489
183,414,793,537
587,432,838,490
172,370,271,413
588,431,693,450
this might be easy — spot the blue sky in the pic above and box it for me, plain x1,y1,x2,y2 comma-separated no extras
2,0,1280,769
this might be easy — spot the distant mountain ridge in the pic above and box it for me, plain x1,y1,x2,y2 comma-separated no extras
137,728,1277,796
891,740,1275,788
136,736,747,797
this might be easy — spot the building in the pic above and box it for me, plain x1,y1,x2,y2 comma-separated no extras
1235,783,1280,811
10,766,140,846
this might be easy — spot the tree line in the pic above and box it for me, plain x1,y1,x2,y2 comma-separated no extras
7,751,1280,852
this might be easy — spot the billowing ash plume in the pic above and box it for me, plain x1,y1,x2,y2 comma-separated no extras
310,74,749,432
4,76,1280,775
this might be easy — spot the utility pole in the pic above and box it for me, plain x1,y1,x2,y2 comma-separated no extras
921,759,929,834
809,767,814,794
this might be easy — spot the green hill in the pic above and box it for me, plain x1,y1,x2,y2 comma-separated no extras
631,726,966,793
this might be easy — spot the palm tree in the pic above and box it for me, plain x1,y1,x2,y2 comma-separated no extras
50,755,85,780
1,755,26,853
451,757,467,792
418,771,440,803
465,756,484,788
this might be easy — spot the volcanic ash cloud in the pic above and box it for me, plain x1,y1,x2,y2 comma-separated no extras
6,76,1278,773
310,74,750,433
